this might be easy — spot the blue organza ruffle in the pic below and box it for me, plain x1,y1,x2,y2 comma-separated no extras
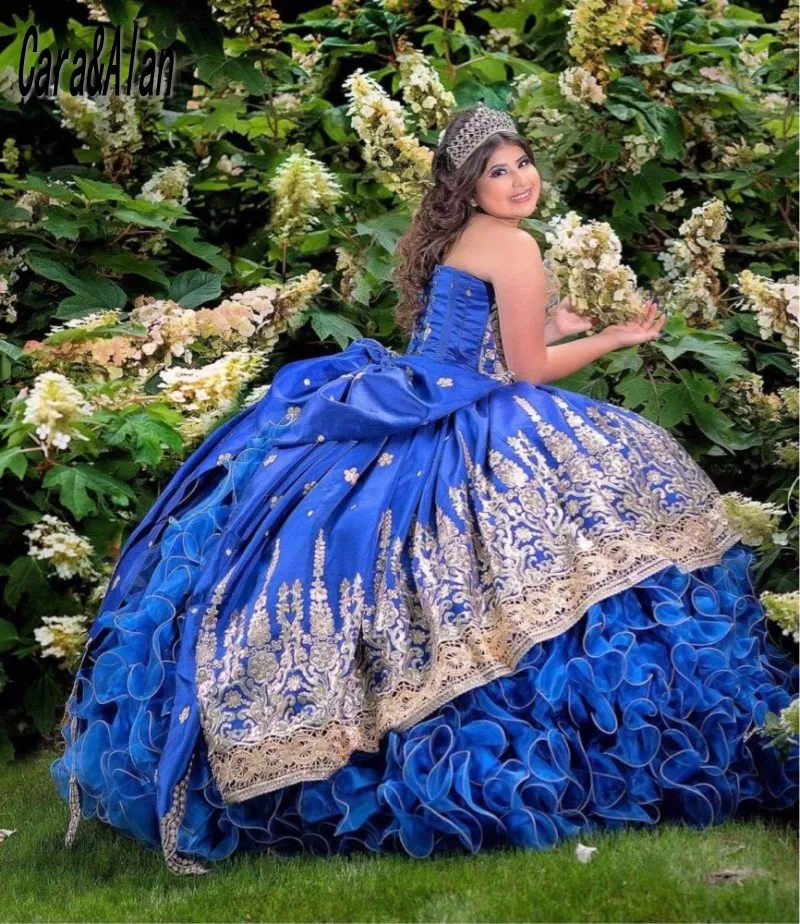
51,542,799,864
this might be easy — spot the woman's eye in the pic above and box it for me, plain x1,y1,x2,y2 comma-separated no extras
491,158,530,177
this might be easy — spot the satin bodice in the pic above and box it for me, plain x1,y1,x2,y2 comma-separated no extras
405,259,561,383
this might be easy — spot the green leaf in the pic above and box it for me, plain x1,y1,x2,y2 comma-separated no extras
584,131,621,162
0,11,54,71
24,670,63,736
659,330,748,379
0,339,23,361
45,322,146,346
91,252,171,290
42,466,96,519
73,177,131,202
0,201,33,221
679,369,744,450
0,447,27,480
770,139,799,179
656,382,692,429
615,373,663,420
643,105,684,160
105,411,184,466
309,311,362,349
112,207,185,230
3,556,48,609
605,348,642,375
168,228,231,274
40,212,95,241
43,464,137,519
0,618,19,653
26,253,127,314
355,214,410,254
168,270,222,308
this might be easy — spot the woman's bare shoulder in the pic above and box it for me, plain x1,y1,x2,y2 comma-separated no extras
444,215,535,281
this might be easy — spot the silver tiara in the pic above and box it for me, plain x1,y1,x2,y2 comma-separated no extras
440,102,519,170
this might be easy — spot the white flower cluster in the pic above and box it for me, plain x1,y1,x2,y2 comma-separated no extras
396,45,456,132
779,698,799,738
660,199,730,281
739,34,769,74
655,199,730,325
158,349,267,442
515,106,570,147
0,66,22,103
779,386,799,419
723,372,782,428
512,73,543,98
667,272,719,325
736,270,799,352
544,212,644,324
14,190,59,224
94,93,144,158
20,371,93,451
25,515,97,581
139,162,192,206
779,0,799,48
721,492,785,547
290,33,324,73
2,137,19,172
429,0,474,11
268,149,343,248
0,245,26,324
211,0,282,44
535,180,566,220
620,133,659,174
129,298,200,366
34,614,89,669
344,69,433,203
655,189,686,213
56,92,161,177
485,28,522,52
242,382,272,407
558,66,607,107
216,154,244,176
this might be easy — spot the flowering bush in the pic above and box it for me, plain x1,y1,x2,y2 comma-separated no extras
0,0,797,762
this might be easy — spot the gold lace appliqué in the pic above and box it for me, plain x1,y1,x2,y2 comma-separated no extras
195,391,742,804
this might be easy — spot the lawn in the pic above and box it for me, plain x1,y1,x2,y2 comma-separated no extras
1,748,798,923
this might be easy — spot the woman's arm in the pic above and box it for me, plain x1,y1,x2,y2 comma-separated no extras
490,232,620,386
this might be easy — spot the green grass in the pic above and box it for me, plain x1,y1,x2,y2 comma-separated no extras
1,748,798,923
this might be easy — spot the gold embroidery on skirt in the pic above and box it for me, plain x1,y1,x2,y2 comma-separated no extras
195,390,742,804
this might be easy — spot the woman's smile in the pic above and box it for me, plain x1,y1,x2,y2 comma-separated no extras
510,188,532,202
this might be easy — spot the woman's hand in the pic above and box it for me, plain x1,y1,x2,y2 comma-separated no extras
602,299,666,349
550,296,597,339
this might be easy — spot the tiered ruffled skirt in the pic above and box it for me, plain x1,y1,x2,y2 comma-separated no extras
52,542,798,864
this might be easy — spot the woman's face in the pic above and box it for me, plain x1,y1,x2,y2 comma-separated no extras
470,141,540,224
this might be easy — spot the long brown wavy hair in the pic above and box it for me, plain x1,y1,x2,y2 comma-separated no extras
392,106,537,334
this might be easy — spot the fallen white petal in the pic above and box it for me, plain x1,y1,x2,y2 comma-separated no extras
575,842,598,863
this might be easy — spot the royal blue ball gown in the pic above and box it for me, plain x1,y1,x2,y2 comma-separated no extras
52,261,799,875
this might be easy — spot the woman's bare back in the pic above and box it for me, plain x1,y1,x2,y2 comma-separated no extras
441,213,516,283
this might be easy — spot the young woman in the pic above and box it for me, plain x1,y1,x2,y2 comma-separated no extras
52,103,798,875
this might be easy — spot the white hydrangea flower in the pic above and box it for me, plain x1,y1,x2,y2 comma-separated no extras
34,614,89,668
25,515,97,581
139,161,192,206
20,372,93,450
558,66,606,107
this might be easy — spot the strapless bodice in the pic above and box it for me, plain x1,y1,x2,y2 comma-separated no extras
405,258,561,383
